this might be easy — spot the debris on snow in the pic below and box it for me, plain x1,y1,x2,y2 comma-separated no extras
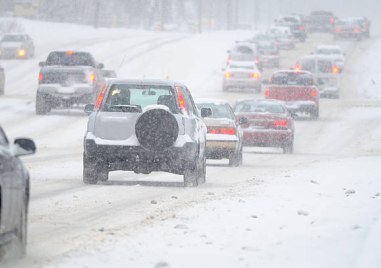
345,189,356,196
174,224,188,230
297,210,309,216
207,192,215,195
310,180,319,184
171,196,178,199
154,261,170,268
151,200,158,204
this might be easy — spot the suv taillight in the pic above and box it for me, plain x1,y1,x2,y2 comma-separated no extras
95,84,107,110
312,88,318,97
264,88,270,97
38,72,44,83
208,127,236,135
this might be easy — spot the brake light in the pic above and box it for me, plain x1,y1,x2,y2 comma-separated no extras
264,88,270,97
335,27,341,33
95,84,107,109
294,64,301,72
38,72,43,82
353,27,360,33
273,120,288,128
332,64,340,74
67,50,74,55
311,88,318,97
299,25,305,31
176,86,187,114
330,16,335,24
224,72,232,78
255,56,260,65
251,72,260,79
207,127,236,135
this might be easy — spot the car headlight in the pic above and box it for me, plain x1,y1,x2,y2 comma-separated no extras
18,49,26,57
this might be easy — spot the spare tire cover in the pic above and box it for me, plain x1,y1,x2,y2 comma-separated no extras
135,108,179,151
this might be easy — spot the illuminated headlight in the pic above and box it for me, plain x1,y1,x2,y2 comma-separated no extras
18,49,26,57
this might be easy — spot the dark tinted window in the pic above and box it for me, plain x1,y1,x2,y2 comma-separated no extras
45,52,96,67
2,35,25,42
271,72,314,86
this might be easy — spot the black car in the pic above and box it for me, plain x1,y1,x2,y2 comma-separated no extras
306,10,336,33
0,126,36,259
36,51,106,114
334,18,364,40
83,79,210,187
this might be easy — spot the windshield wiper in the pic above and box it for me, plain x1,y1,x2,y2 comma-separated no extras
109,105,142,113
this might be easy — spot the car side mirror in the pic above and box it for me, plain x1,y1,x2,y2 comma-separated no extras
201,107,212,118
239,117,248,125
84,104,95,115
14,138,36,156
38,61,45,67
98,63,104,69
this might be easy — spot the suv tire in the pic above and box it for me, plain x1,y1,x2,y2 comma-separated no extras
36,93,50,115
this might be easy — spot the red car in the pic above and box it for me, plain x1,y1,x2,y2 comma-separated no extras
234,99,295,153
263,70,319,119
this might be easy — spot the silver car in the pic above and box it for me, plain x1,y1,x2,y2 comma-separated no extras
222,61,262,92
0,126,36,259
83,79,209,187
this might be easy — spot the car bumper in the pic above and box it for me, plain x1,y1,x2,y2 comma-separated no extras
205,136,239,159
242,128,293,147
38,84,96,103
284,101,318,113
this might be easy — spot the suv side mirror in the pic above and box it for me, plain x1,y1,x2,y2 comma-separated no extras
14,138,36,156
239,117,248,125
38,61,45,67
201,107,212,118
84,104,95,115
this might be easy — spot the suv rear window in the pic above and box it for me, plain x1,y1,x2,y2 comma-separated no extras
271,72,314,86
45,52,96,67
102,84,176,113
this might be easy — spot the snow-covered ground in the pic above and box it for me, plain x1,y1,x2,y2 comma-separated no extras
1,19,380,268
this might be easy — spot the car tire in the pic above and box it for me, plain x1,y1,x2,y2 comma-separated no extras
310,108,319,120
36,93,50,115
184,157,203,187
83,154,99,184
229,147,242,167
198,156,206,184
283,141,294,154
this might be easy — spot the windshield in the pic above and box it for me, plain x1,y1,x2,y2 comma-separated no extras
317,48,341,55
234,101,285,114
196,103,234,120
271,72,314,85
102,84,175,113
229,65,255,70
45,52,95,66
2,35,25,42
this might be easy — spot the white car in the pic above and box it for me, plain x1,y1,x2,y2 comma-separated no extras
222,61,262,92
267,26,295,49
227,41,261,67
315,45,345,70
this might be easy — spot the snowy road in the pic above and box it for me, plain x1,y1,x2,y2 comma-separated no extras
1,19,381,268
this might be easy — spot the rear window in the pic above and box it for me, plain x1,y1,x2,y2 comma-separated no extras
232,46,254,54
45,52,95,67
196,103,235,120
234,102,285,114
317,48,341,55
271,72,314,86
41,70,87,84
2,35,25,42
229,65,255,70
102,84,176,113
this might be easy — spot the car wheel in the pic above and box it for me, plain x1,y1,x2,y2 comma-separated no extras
35,93,50,115
229,147,242,167
184,158,201,187
198,156,206,184
310,108,319,120
283,141,294,154
97,160,109,182
83,154,99,184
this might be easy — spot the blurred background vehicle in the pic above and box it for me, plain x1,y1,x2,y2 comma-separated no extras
0,64,4,95
334,18,364,41
315,45,345,70
234,99,295,153
101,69,117,79
264,70,320,119
252,36,280,68
195,99,244,166
274,14,308,42
222,61,262,92
352,17,371,38
306,10,336,33
267,26,295,50
0,125,36,259
0,33,34,59
227,41,262,69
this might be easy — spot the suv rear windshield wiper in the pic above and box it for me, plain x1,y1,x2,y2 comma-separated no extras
108,105,142,113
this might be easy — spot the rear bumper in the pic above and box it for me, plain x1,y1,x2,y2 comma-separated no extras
205,140,238,159
242,129,293,147
38,85,96,103
284,101,318,113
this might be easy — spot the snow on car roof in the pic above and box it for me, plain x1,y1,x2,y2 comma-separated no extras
316,45,342,50
108,79,184,87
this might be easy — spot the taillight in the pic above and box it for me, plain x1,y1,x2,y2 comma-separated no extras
251,72,260,79
38,72,43,83
353,27,360,33
67,50,74,55
95,84,107,110
273,120,288,128
176,86,187,114
330,16,335,24
207,127,236,135
255,56,260,65
224,72,232,78
264,88,270,97
332,65,340,74
335,27,341,33
311,88,318,97
294,64,301,72
299,25,305,31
